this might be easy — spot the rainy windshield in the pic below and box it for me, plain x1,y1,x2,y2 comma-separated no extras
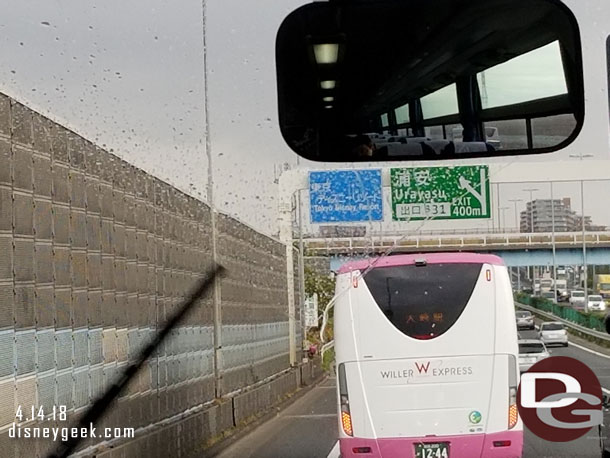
2,2,610,458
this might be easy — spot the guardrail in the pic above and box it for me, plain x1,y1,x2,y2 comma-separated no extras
515,301,610,343
516,294,607,331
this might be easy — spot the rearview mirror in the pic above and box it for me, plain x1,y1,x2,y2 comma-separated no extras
276,0,583,162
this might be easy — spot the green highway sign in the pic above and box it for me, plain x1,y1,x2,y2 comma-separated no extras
390,165,491,221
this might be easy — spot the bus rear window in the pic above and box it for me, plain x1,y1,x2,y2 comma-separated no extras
363,263,482,340
541,323,563,331
519,343,545,354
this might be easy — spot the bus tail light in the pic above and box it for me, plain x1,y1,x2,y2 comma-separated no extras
508,397,518,429
508,355,518,429
338,363,353,436
341,411,354,436
493,440,512,447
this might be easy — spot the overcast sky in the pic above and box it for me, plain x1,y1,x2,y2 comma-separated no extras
0,0,608,237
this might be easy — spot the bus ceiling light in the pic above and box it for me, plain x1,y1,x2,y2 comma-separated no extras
313,43,339,64
320,80,336,89
323,96,334,102
325,105,333,109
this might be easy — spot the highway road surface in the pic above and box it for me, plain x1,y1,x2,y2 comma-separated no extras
213,328,610,458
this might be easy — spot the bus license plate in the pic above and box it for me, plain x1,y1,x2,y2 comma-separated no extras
414,442,449,458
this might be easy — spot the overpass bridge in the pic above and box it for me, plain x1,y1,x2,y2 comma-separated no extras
302,230,610,268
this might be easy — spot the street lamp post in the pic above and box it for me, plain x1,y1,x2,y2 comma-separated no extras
581,179,588,310
523,188,539,290
500,206,510,232
570,154,594,311
297,189,306,344
509,199,523,232
509,198,523,290
202,4,225,395
550,183,557,302
523,188,539,233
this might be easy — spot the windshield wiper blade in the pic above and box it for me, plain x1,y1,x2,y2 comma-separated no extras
47,264,225,458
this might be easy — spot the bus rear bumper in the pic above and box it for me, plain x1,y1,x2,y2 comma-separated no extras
339,430,523,458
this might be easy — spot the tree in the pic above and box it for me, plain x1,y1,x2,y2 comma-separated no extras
304,265,336,343
304,265,335,308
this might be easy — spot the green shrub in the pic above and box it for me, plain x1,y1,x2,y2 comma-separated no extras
322,347,335,372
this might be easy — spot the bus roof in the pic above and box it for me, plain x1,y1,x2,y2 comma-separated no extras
337,253,505,274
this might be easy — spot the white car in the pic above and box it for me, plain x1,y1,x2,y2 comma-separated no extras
538,322,568,347
518,339,550,372
515,311,535,330
587,295,607,311
569,290,586,309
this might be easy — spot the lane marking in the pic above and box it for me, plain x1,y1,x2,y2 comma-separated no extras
327,441,340,458
567,341,610,360
552,341,610,394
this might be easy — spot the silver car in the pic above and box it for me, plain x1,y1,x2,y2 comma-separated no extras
518,339,550,372
515,311,535,330
538,322,568,347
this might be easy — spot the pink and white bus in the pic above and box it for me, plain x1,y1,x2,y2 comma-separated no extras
334,253,522,458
